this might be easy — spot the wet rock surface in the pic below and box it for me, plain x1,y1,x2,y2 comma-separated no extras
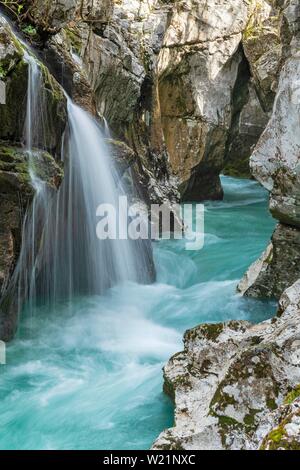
0,145,63,341
0,16,66,341
153,280,300,450
155,0,300,451
240,29,300,299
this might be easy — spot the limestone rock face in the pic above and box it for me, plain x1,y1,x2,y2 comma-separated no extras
42,29,97,114
281,0,300,57
157,0,250,200
2,1,290,202
80,0,271,202
106,138,136,176
240,54,300,299
240,224,300,299
81,0,179,205
242,0,282,112
153,280,300,450
77,0,113,31
260,396,300,450
0,17,67,155
28,0,77,32
76,0,292,202
223,81,270,178
238,242,273,295
240,0,300,300
251,54,300,229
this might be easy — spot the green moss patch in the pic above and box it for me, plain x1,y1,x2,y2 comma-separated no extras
284,385,300,405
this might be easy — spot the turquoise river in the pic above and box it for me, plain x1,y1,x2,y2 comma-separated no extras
0,176,276,450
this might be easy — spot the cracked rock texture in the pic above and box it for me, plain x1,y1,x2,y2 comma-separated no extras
1,0,300,450
79,0,178,205
260,395,300,450
8,0,286,203
1,1,293,202
240,0,300,299
155,0,300,450
153,280,300,450
158,0,250,199
29,0,77,31
76,0,277,201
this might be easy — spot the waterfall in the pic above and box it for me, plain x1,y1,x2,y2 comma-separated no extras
3,26,154,326
36,99,153,303
102,117,111,139
16,51,50,314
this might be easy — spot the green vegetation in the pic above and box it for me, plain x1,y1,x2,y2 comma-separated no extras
186,323,224,343
65,27,82,55
260,415,300,450
21,24,37,36
0,64,6,79
0,1,25,20
284,385,300,405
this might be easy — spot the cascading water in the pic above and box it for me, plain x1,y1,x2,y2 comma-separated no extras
10,41,154,316
36,99,153,304
0,14,56,322
0,14,277,451
0,176,277,450
4,48,51,322
103,117,112,139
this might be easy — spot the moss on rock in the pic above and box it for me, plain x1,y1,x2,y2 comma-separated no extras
0,18,67,153
186,323,224,343
284,385,300,405
64,26,82,55
0,144,63,191
0,59,28,142
260,406,300,450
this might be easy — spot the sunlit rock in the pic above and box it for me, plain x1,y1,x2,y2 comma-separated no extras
153,280,300,450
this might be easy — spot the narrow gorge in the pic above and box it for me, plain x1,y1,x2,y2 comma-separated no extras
0,0,299,452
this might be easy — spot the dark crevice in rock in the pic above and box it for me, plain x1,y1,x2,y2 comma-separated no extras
181,164,224,202
223,44,269,178
223,45,252,178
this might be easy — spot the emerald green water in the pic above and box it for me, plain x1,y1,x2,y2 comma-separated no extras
0,177,276,450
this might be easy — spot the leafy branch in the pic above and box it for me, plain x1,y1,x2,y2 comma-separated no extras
0,1,26,21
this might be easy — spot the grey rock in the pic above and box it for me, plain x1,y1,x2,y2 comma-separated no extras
240,1,300,301
153,280,300,450
29,0,77,32
242,224,300,299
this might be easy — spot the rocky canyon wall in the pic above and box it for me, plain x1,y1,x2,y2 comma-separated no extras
239,0,300,299
68,0,279,202
1,2,299,447
2,0,285,204
153,279,300,450
153,0,300,450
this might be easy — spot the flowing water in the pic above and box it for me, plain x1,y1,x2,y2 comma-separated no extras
0,12,276,450
0,176,276,450
10,42,153,316
33,99,153,303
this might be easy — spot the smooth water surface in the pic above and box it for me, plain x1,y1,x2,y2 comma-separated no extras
0,177,276,450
